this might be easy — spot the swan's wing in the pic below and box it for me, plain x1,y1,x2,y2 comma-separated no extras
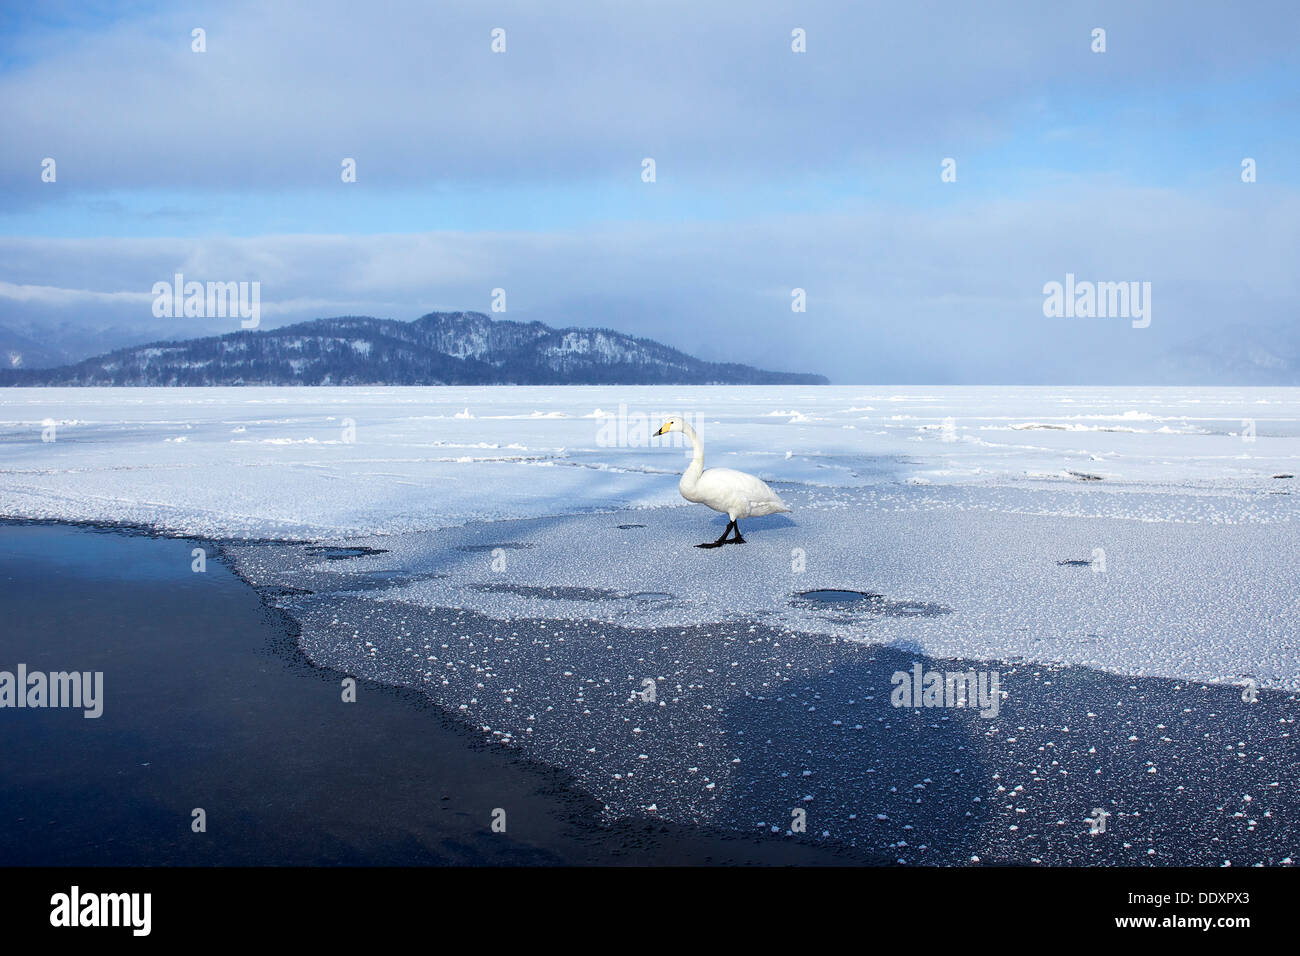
697,467,791,516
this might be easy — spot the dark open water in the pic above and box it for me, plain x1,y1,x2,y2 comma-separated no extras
0,522,877,865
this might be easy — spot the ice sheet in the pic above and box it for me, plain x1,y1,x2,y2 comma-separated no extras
6,384,1297,861
3,385,1297,537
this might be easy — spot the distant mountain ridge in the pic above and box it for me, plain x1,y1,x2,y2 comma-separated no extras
0,312,829,386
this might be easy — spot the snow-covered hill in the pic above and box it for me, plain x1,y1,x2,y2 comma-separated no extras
0,311,829,386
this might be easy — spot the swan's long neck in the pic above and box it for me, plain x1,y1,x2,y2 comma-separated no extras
679,421,704,490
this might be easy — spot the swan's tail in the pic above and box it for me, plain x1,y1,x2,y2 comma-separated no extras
751,494,792,516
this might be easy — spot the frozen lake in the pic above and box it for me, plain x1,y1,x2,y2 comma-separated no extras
2,385,1297,537
2,385,1297,863
2,385,1297,692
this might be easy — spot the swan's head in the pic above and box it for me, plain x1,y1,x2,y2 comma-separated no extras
653,416,685,437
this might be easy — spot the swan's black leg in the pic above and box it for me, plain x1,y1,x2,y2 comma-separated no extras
697,519,735,549
730,521,745,544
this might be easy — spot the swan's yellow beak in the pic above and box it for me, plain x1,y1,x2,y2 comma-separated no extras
654,421,671,436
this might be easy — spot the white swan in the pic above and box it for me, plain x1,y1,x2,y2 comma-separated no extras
653,416,791,548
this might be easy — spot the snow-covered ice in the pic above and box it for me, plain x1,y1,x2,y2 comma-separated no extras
2,385,1297,690
3,384,1297,863
2,385,1297,537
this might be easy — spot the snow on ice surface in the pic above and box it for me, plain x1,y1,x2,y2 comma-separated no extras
227,493,1300,862
2,384,1297,688
227,482,1300,691
1,385,1297,537
4,384,1299,862
2,385,1298,687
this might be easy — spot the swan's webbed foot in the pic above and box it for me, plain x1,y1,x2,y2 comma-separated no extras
697,519,737,548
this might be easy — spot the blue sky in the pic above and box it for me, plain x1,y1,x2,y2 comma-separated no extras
1,0,1297,382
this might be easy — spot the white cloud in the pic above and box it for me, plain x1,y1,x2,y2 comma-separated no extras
2,183,1296,381
0,281,153,306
